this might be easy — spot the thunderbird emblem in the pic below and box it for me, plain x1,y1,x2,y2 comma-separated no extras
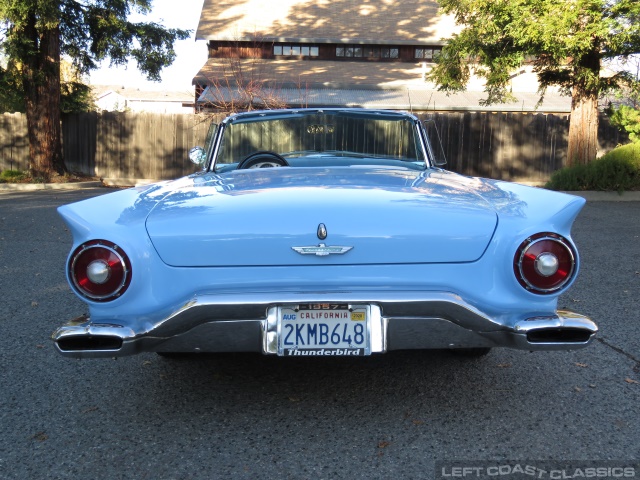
292,243,353,256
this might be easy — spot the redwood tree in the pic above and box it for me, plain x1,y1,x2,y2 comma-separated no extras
427,0,640,166
0,1,189,179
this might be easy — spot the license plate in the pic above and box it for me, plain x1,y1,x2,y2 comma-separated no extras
277,303,371,356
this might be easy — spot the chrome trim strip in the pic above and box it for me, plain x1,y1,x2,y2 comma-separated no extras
415,120,432,167
52,292,597,357
264,307,278,354
370,305,386,353
515,310,598,334
291,244,354,256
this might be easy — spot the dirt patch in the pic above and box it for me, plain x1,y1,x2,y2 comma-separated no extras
0,171,101,184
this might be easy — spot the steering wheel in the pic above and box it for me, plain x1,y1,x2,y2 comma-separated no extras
237,151,290,169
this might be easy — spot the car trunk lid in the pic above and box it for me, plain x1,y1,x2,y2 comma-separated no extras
145,167,498,267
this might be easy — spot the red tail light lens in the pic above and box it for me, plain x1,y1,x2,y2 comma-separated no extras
69,240,132,301
514,233,576,294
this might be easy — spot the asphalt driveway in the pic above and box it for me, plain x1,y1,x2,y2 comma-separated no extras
0,189,638,479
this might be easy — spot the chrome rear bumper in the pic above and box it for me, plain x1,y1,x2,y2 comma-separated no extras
52,291,598,358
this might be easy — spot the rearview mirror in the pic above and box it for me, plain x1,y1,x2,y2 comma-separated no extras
189,122,218,166
188,146,206,165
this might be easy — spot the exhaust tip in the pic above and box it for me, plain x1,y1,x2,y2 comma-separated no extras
57,335,123,352
526,328,592,344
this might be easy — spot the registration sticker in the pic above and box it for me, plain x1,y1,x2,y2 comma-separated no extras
277,304,371,356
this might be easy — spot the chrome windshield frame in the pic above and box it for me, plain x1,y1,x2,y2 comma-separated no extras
206,108,431,172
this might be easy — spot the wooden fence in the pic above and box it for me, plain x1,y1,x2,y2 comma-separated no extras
0,113,28,173
416,111,625,182
0,111,627,182
62,112,215,180
1,112,216,180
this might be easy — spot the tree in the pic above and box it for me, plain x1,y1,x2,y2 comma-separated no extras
0,1,189,179
605,55,640,142
0,63,24,113
614,55,640,109
427,0,640,166
1,59,95,114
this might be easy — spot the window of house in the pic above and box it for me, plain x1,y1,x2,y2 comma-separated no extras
336,45,399,59
274,45,319,57
364,47,380,58
380,48,399,59
344,47,364,57
415,48,441,61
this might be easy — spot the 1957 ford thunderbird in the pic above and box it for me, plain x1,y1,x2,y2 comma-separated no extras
52,108,597,358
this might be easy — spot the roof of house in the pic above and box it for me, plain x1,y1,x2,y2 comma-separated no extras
193,58,571,112
193,58,432,89
196,0,457,44
197,85,571,113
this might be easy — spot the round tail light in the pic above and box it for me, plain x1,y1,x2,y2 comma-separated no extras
514,233,576,294
69,240,132,301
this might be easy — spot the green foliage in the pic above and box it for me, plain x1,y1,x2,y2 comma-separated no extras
607,105,640,143
429,0,640,101
0,70,94,114
58,0,190,80
1,0,190,84
545,143,640,192
428,0,640,165
0,0,190,176
60,81,95,113
0,170,28,183
0,65,25,113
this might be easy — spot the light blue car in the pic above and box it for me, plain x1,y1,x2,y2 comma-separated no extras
53,108,597,359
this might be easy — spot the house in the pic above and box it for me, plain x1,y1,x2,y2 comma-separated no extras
93,86,195,113
193,0,570,113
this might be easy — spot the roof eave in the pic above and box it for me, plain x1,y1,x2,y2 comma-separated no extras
195,35,448,46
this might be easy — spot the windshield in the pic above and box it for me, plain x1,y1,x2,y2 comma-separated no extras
213,111,427,172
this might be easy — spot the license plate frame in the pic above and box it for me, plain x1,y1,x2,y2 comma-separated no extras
276,303,372,356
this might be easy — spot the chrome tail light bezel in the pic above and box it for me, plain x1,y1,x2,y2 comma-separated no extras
514,233,577,294
69,240,132,302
